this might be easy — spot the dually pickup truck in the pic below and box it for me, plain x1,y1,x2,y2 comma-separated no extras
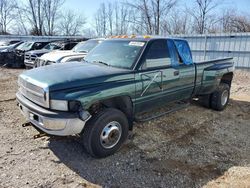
16,37,234,158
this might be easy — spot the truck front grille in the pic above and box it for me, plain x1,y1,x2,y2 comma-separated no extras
18,77,49,108
25,54,37,61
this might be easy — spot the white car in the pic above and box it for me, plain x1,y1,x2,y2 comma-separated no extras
36,39,104,67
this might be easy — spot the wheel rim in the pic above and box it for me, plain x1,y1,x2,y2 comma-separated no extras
100,121,122,149
221,90,229,106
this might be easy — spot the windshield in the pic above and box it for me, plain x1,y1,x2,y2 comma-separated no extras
85,40,145,69
43,43,61,50
73,40,101,53
16,42,33,51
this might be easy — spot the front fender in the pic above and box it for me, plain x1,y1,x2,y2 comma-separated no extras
50,79,136,110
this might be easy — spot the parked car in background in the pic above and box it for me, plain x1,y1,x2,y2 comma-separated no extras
4,41,50,68
16,36,234,158
0,41,23,52
35,38,104,67
0,40,22,46
0,42,24,66
24,40,79,69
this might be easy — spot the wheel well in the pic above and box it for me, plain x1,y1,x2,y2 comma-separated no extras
88,96,134,130
221,72,233,87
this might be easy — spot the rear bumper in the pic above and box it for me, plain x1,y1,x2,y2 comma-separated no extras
16,92,90,136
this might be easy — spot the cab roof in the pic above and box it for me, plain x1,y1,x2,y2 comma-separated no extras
107,35,186,42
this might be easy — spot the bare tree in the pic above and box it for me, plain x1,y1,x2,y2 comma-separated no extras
0,0,17,34
19,0,65,35
188,0,220,34
14,2,29,35
24,0,44,35
107,2,113,35
126,0,177,35
162,8,191,35
221,9,250,33
58,10,86,36
43,0,64,35
94,1,133,36
95,3,108,36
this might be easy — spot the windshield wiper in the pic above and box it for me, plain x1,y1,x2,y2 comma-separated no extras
92,60,109,66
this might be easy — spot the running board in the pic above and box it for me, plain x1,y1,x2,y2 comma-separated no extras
135,102,189,122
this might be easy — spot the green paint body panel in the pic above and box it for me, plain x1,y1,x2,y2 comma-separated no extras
20,38,235,116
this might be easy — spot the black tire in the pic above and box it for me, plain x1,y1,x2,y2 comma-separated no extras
81,108,129,158
210,83,230,111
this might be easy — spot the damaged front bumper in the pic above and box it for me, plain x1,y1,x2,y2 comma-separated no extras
16,91,91,136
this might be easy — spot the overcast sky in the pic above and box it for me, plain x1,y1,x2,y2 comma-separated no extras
63,0,250,26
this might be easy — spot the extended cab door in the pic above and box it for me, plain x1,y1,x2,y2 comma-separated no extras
134,39,195,113
168,39,196,100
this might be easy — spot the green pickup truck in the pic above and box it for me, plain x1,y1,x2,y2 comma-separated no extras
16,37,234,158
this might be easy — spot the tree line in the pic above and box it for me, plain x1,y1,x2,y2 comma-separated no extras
0,0,85,36
1,0,250,37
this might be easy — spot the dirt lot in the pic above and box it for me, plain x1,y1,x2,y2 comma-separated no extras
0,68,249,188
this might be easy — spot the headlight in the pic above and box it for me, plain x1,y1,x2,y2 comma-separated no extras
50,100,82,111
50,100,68,111
69,100,82,112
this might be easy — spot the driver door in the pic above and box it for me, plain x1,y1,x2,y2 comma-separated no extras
134,39,181,113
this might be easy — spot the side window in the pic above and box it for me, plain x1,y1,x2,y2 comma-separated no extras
64,43,71,50
167,39,182,66
70,42,78,49
174,40,193,65
142,40,171,69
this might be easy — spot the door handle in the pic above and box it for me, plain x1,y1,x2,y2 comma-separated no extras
174,71,179,76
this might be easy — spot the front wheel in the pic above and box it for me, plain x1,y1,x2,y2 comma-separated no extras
210,83,230,111
81,108,129,158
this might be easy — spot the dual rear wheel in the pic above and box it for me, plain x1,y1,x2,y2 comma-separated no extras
199,83,230,111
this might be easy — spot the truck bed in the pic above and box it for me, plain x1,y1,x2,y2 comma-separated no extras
194,57,234,96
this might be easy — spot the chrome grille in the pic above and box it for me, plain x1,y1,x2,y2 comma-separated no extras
24,54,30,60
18,77,49,108
30,55,37,60
25,54,37,62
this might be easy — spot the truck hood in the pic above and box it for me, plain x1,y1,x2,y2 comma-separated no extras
25,49,51,56
40,50,86,62
20,61,131,92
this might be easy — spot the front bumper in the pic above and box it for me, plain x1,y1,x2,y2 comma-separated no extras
16,92,90,136
24,60,35,68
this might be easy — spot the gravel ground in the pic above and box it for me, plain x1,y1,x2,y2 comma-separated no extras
0,68,249,188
